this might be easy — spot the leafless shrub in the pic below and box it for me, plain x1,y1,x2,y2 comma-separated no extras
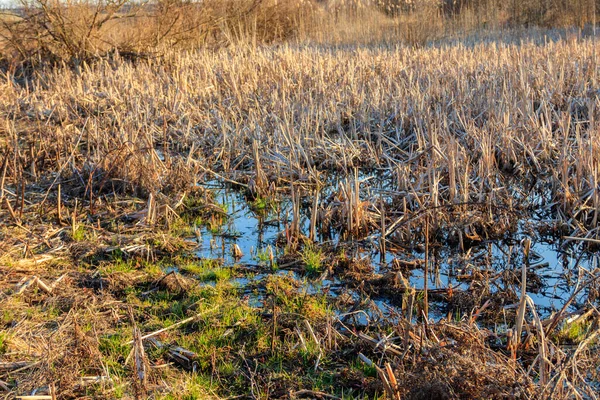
0,0,141,65
0,0,317,66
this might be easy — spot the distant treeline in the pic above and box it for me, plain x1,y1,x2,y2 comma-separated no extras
330,0,598,28
0,0,598,67
441,0,597,27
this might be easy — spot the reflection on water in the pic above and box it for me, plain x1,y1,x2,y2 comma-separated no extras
190,181,599,320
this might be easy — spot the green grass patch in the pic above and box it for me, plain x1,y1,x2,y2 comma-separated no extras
181,259,232,282
99,332,130,378
301,244,323,275
71,225,86,242
0,332,8,354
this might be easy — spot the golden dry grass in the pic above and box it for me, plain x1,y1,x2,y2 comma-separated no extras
1,4,600,399
1,36,597,234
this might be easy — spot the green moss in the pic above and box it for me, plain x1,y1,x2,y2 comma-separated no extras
2,309,15,325
255,248,270,263
169,218,196,237
351,357,378,378
109,384,126,399
0,332,7,354
71,225,86,242
143,263,163,278
301,244,323,275
250,196,268,211
181,259,221,275
100,259,136,274
179,374,215,400
181,259,231,282
200,267,231,282
99,332,130,358
556,318,594,344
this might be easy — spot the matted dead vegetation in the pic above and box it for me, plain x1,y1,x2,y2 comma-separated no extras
1,37,598,237
0,11,600,400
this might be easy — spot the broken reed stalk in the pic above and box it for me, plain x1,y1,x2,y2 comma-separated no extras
125,306,218,345
57,184,62,224
353,168,360,237
290,185,300,247
4,196,20,224
0,151,7,201
563,236,600,245
129,307,148,398
423,216,429,321
18,177,25,220
515,238,531,347
303,319,319,348
288,390,341,400
525,295,549,386
385,362,400,400
310,187,319,242
15,274,67,295
271,292,278,353
71,199,78,238
252,139,266,194
359,353,395,399
379,192,386,265
163,116,170,168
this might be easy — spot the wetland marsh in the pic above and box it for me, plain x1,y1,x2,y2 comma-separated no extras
1,9,600,399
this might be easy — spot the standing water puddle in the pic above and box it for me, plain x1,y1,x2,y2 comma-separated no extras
188,181,599,322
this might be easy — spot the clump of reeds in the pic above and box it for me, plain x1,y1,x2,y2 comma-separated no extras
2,35,599,239
1,16,600,399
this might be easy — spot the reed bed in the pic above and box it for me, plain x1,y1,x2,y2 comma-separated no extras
1,36,598,238
1,30,600,399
